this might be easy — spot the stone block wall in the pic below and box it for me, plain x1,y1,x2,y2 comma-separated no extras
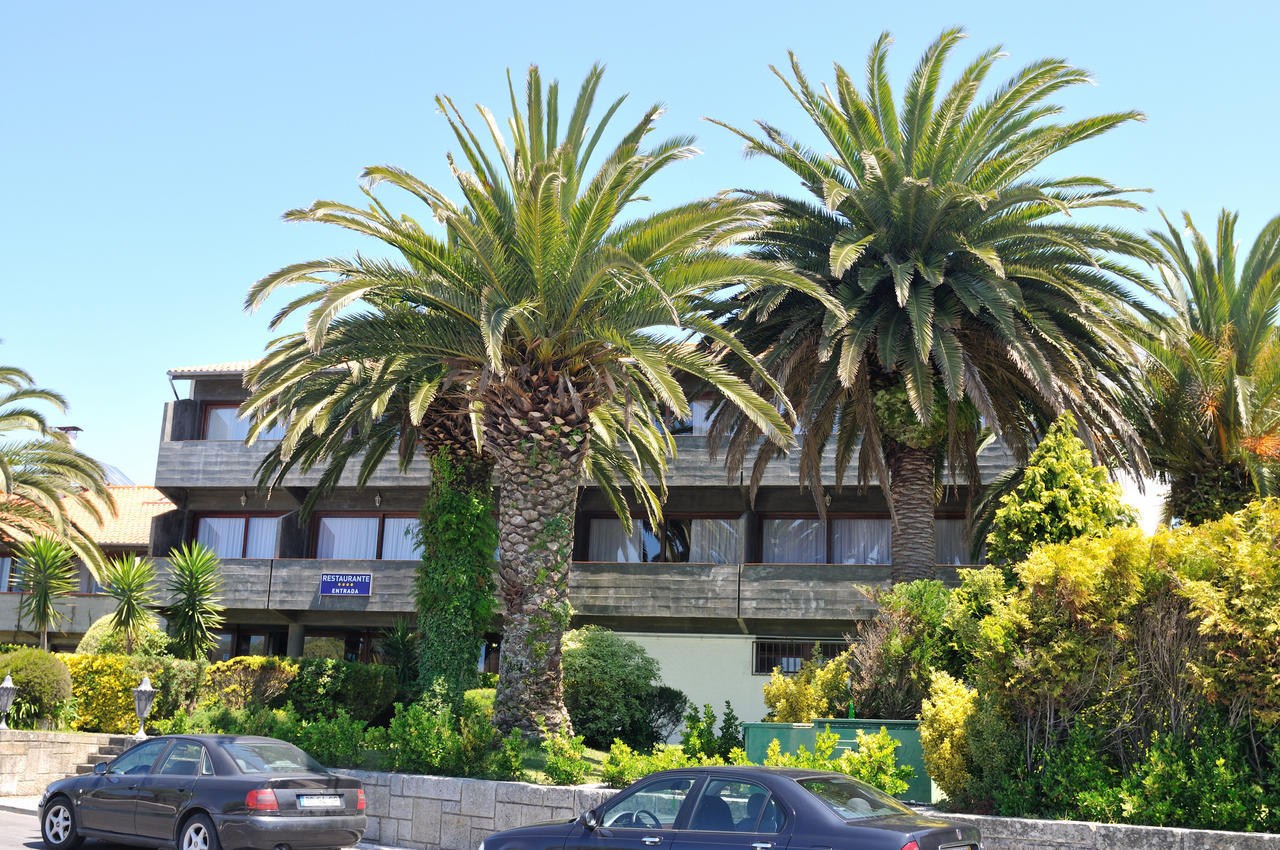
337,770,613,850
0,731,119,796
932,812,1280,849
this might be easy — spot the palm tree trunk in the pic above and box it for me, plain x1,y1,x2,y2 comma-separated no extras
886,440,937,583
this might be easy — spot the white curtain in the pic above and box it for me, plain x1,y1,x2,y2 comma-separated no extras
690,518,740,564
204,408,248,441
316,516,379,559
762,518,823,564
197,517,246,558
936,519,970,565
244,517,279,559
587,518,642,562
688,399,712,436
0,557,12,592
830,518,892,564
381,517,422,560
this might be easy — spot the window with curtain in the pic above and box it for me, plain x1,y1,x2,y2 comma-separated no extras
936,518,971,565
203,405,286,441
669,399,714,436
381,517,422,560
587,518,642,562
196,515,280,559
316,516,379,559
762,518,824,564
830,518,892,564
689,518,740,564
0,556,14,592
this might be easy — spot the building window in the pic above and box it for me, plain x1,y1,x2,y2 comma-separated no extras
587,516,740,564
669,399,713,436
762,518,824,564
314,514,422,560
752,639,846,675
936,518,972,565
202,404,285,441
830,518,891,564
195,515,281,559
0,556,17,593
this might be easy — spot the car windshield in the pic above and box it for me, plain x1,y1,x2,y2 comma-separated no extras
797,776,913,821
223,741,324,774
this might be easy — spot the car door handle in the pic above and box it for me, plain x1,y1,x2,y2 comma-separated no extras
642,837,663,846
752,843,773,849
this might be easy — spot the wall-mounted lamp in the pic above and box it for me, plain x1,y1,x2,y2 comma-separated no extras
240,491,248,507
374,491,383,508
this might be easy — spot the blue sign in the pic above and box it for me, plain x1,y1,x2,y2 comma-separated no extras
320,573,372,596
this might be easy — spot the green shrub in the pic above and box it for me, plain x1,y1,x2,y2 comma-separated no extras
293,711,368,769
562,627,671,749
681,701,742,760
204,656,297,710
601,741,716,788
646,685,689,744
463,687,495,720
919,671,974,801
0,648,71,724
280,658,396,722
540,730,590,785
75,614,170,657
378,695,522,779
130,656,207,720
757,727,913,796
64,653,138,733
762,645,851,722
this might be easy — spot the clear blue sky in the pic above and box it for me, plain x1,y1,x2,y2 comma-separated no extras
3,0,1276,484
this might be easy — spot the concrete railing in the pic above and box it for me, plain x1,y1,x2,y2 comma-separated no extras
930,811,1280,849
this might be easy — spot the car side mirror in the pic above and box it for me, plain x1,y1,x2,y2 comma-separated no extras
579,810,599,831
93,763,108,775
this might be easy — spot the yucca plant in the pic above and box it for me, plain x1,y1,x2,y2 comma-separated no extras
1138,210,1280,523
162,542,226,660
0,365,114,578
15,536,77,650
103,553,158,655
709,30,1157,581
245,65,824,734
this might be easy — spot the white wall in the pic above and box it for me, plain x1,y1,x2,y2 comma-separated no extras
619,632,768,725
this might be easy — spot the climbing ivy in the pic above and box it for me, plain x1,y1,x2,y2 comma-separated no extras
415,450,498,713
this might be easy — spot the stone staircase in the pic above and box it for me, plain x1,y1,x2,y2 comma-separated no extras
72,735,137,774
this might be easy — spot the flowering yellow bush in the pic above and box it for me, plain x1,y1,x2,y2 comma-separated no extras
919,670,976,800
64,654,140,733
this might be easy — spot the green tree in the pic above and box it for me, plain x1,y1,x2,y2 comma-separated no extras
245,65,814,734
14,536,77,650
0,365,114,577
708,30,1155,582
1139,210,1280,524
161,542,226,660
103,554,159,655
986,412,1136,569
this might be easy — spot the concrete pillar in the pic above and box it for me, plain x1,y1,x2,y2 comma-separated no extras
286,623,305,659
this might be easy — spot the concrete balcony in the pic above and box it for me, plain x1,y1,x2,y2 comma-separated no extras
0,593,116,642
154,440,434,491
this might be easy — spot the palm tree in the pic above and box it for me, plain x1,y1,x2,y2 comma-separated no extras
15,536,77,650
103,554,158,655
1139,210,1280,523
707,30,1157,581
1,365,114,577
162,542,226,660
245,65,821,734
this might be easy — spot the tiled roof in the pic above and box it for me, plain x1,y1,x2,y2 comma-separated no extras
167,360,259,379
62,486,173,548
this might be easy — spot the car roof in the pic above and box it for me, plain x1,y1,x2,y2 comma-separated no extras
152,734,287,744
647,765,843,781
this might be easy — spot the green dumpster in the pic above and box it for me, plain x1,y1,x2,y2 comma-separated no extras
742,719,936,804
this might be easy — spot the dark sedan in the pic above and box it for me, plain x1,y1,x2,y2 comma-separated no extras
38,734,365,850
482,766,982,850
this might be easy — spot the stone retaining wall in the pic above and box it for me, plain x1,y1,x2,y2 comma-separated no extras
926,811,1280,849
0,730,119,796
338,770,1280,850
337,770,613,850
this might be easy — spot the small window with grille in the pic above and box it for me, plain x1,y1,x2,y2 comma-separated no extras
752,639,846,675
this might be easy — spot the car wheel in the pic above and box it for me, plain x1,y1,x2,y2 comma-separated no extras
179,814,222,850
41,797,83,850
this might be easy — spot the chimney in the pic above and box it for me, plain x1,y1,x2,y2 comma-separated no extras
56,425,83,447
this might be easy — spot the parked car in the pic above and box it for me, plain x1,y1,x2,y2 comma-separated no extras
481,766,982,850
38,734,365,850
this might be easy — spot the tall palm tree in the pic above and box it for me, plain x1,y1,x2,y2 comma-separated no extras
15,536,77,650
103,554,158,655
708,30,1157,581
162,542,226,660
1140,210,1280,523
245,65,821,734
0,365,114,577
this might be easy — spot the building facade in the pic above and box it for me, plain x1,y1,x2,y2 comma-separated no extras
149,361,1011,718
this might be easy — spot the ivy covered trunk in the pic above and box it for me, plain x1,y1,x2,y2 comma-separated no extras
886,440,937,583
486,371,591,736
414,439,496,713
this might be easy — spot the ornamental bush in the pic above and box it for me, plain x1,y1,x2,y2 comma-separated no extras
919,671,975,801
562,626,681,749
76,614,171,657
762,645,851,722
380,695,522,780
0,647,71,724
540,730,590,785
279,657,397,722
131,655,208,720
64,653,138,733
204,656,297,710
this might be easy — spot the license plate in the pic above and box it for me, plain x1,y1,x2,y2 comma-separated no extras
298,795,343,809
